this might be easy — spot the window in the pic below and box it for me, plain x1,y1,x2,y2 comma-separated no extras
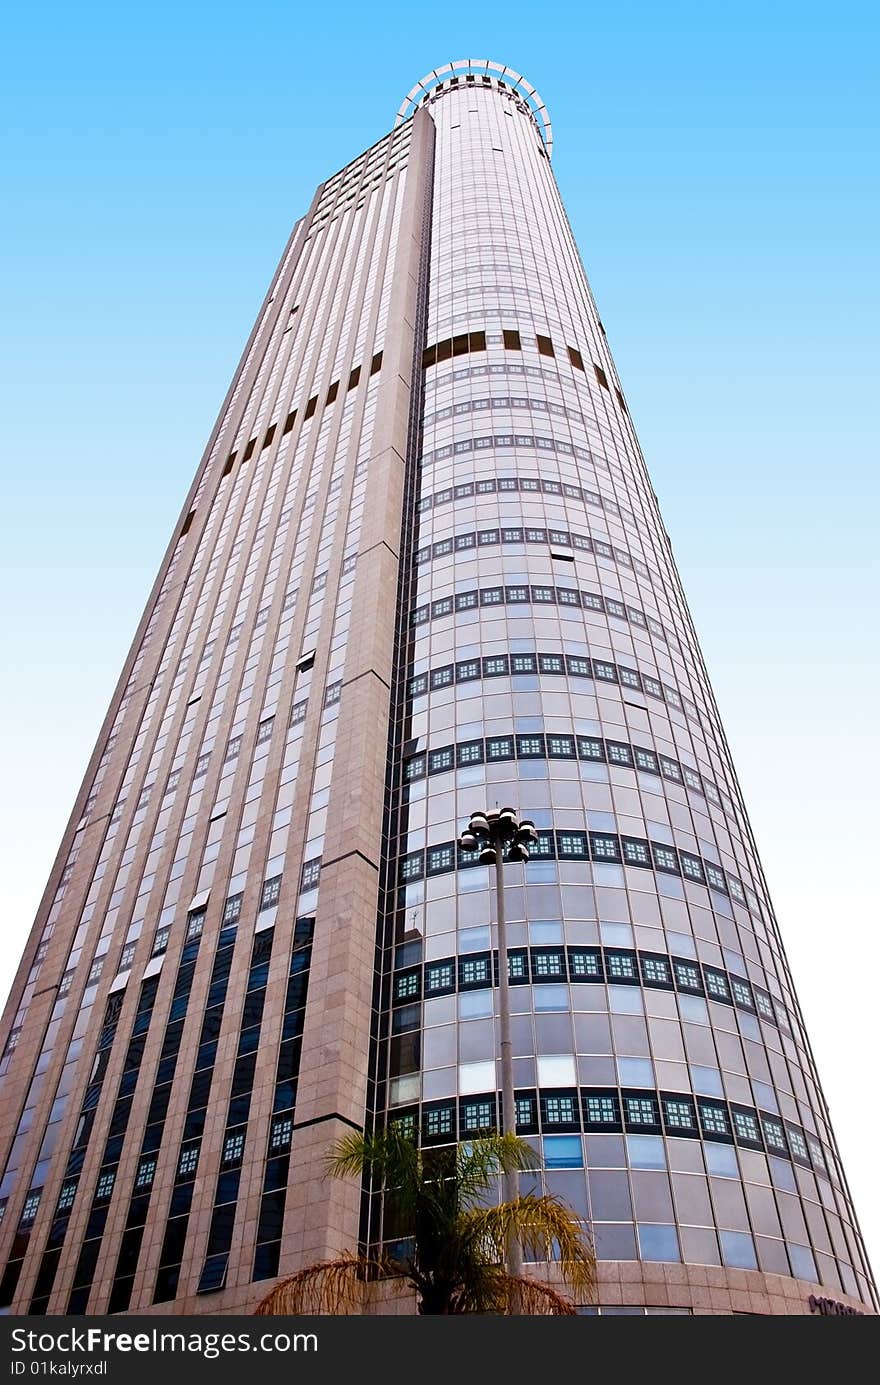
503,329,521,350
569,949,601,980
511,654,537,674
652,844,679,874
516,735,544,759
606,952,637,981
567,345,585,371
460,956,490,988
456,658,480,682
486,736,514,761
20,1191,42,1226
431,666,454,689
624,1096,659,1128
543,1095,577,1125
761,1116,787,1153
223,893,243,926
256,717,274,744
399,853,423,883
225,735,242,762
584,1094,618,1126
622,837,651,867
536,334,555,357
428,747,455,774
593,363,609,389
640,955,670,985
540,653,565,674
532,950,565,979
425,1105,454,1139
547,735,575,758
679,852,704,883
484,655,509,677
394,971,420,1001
634,749,658,774
704,969,731,1002
662,1097,697,1131
260,876,282,910
178,1145,200,1177
289,699,308,727
698,1102,730,1137
57,1182,77,1212
577,736,604,761
270,1117,293,1151
731,978,754,1010
425,961,454,994
152,926,170,956
457,741,483,767
223,1132,245,1166
86,958,104,986
96,1170,116,1201
426,845,454,876
461,1100,494,1134
557,831,588,859
732,1109,761,1145
119,942,136,972
195,752,211,778
673,960,701,992
404,756,426,781
300,859,321,891
590,833,620,862
186,909,205,940
606,742,632,767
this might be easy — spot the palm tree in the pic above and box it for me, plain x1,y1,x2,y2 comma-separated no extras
254,1126,595,1316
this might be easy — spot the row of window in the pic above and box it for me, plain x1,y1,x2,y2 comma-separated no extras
407,647,695,738
390,1085,827,1174
402,728,730,821
225,350,384,472
410,581,672,649
398,829,763,919
419,429,621,479
392,943,791,1035
421,328,621,411
414,472,650,567
424,390,600,432
413,520,646,592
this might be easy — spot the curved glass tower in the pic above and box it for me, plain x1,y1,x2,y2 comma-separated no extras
0,59,874,1316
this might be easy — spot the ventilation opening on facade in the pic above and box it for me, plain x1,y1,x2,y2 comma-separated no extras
422,332,486,368
348,365,361,390
304,396,317,420
262,423,276,449
221,453,235,477
503,329,522,350
326,380,339,404
536,334,555,358
616,388,627,413
242,437,256,461
594,364,609,390
568,345,585,371
180,510,196,536
282,410,297,435
370,351,383,375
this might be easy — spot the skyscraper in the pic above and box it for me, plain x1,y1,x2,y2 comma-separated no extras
0,56,874,1317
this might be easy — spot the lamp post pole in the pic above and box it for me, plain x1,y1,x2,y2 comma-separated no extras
458,807,537,1298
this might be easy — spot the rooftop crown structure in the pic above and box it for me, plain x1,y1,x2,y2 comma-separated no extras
0,59,875,1316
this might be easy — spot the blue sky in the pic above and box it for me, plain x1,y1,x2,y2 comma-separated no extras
1,2,878,1280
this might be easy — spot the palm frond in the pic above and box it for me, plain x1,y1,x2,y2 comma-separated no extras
454,1133,538,1208
504,1274,580,1316
460,1194,596,1299
253,1253,404,1316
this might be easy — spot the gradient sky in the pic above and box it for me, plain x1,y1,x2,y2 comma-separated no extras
1,1,878,1281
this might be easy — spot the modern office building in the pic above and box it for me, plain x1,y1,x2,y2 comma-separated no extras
0,59,874,1317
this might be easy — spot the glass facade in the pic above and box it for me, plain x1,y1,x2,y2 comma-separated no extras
0,59,874,1315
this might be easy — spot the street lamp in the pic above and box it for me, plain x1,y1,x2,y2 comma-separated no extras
458,807,537,1288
